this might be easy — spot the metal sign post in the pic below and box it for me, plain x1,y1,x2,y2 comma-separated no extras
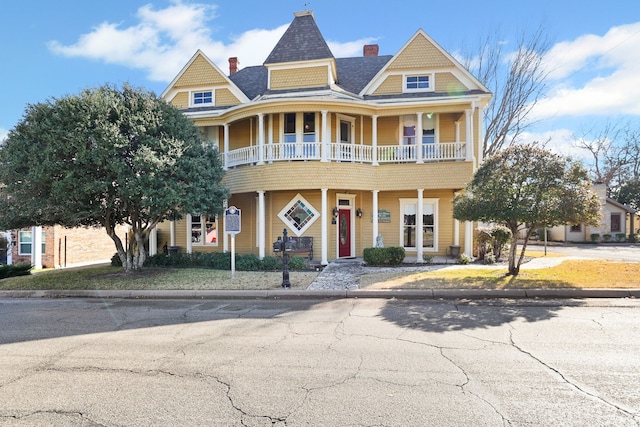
224,206,241,279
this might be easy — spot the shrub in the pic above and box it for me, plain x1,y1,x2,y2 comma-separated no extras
615,233,626,242
143,251,310,271
260,256,283,271
287,256,308,270
476,228,492,260
235,254,262,271
590,233,600,242
484,253,496,264
423,254,434,264
490,225,512,258
603,233,612,242
630,233,638,243
363,246,405,265
0,264,33,280
457,254,471,265
111,253,122,267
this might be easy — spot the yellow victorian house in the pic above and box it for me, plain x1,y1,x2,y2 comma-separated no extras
154,10,491,264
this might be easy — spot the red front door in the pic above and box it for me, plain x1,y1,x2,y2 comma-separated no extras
338,209,351,257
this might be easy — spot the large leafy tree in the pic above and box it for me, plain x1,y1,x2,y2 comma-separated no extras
453,144,600,276
618,178,640,211
0,84,228,271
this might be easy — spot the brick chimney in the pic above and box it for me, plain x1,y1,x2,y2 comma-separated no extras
229,57,238,75
363,44,379,57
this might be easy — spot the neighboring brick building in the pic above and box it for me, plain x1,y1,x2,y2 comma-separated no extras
155,10,492,264
7,225,128,268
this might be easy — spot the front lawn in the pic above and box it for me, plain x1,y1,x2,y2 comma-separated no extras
360,260,640,289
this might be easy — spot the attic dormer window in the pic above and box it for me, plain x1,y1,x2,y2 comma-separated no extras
192,90,213,106
404,75,434,92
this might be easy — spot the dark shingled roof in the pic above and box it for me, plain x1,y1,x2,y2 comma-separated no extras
229,66,267,100
228,55,393,100
264,12,334,64
335,56,393,94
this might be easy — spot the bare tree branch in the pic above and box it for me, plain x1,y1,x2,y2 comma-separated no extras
461,24,551,158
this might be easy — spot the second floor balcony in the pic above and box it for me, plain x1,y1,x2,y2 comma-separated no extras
225,140,469,169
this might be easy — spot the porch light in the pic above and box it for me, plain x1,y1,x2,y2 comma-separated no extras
356,208,363,218
332,207,338,218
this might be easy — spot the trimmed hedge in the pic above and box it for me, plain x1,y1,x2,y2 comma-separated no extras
363,246,406,266
142,252,309,271
0,264,33,280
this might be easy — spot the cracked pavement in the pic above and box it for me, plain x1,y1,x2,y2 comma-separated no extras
1,297,639,426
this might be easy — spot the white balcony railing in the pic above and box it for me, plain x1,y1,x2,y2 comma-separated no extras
225,141,467,168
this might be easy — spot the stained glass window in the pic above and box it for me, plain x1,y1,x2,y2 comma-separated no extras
278,194,319,236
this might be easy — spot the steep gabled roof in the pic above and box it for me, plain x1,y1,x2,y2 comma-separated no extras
264,11,334,64
160,50,249,103
360,29,490,97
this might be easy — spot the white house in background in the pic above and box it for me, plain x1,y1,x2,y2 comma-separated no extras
548,183,636,242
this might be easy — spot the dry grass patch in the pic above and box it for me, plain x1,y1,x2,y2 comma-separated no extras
360,260,640,290
0,265,319,291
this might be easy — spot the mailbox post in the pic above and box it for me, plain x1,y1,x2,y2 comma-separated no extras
272,228,299,288
281,228,292,288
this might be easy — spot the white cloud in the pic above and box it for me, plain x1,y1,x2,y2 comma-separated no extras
532,22,640,121
0,127,8,143
516,128,583,157
47,1,369,83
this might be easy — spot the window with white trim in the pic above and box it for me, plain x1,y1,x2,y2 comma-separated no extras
404,74,434,92
18,230,45,255
191,215,218,246
400,199,438,251
192,90,213,106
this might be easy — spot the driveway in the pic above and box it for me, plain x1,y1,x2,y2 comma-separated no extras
527,242,640,262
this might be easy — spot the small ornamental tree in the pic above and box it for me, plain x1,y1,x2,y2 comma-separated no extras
453,143,600,275
0,84,228,272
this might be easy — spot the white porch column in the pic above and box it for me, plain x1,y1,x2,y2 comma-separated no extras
454,219,460,246
321,110,329,162
223,123,230,170
465,109,473,162
186,214,193,254
257,190,265,259
372,115,379,166
32,226,42,270
464,221,473,257
149,226,158,256
268,114,274,164
257,113,265,165
321,188,329,264
416,112,424,164
416,189,424,262
6,231,12,265
169,221,176,246
476,101,484,167
372,190,379,246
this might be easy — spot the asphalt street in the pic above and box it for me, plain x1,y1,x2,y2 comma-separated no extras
1,297,639,426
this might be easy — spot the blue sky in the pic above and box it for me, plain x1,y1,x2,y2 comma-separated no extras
2,0,639,157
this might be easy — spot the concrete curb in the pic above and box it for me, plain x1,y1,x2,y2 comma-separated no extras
1,288,638,300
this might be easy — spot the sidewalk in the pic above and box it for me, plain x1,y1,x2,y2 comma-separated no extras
2,287,638,300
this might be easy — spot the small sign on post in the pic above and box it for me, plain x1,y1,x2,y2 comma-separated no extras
225,206,241,278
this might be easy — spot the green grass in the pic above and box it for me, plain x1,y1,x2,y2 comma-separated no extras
0,264,319,291
360,260,640,289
